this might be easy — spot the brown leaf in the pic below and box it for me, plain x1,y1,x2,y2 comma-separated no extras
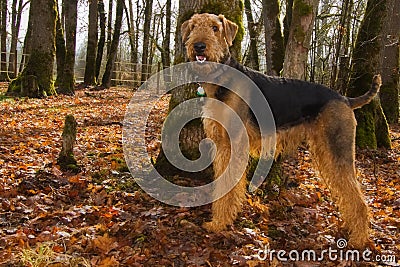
92,234,118,255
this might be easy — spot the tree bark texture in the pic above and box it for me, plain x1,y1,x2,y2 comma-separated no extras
95,0,106,81
101,0,123,88
55,7,66,87
8,0,25,79
19,1,32,73
379,0,399,124
140,0,154,83
283,0,319,79
57,115,79,173
58,0,77,95
106,0,113,57
263,0,284,75
347,0,391,148
162,0,172,70
7,0,57,97
244,0,260,70
0,0,7,80
84,0,98,85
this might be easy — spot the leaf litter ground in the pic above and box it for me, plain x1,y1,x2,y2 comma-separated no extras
0,83,399,266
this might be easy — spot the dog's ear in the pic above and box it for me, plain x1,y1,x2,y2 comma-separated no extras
218,14,238,46
181,20,190,42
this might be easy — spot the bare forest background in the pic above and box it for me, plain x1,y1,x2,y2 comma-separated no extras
0,0,400,265
0,0,398,91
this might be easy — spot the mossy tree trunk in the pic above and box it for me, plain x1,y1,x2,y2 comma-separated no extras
84,0,98,86
379,0,399,124
347,0,391,149
7,0,57,98
101,0,123,88
262,0,284,76
282,0,319,79
155,0,244,176
58,0,77,95
244,0,260,70
57,115,79,173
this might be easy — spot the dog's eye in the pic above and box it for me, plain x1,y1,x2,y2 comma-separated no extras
212,26,218,32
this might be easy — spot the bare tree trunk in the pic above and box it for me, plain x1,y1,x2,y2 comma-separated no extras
58,0,77,95
7,0,57,97
55,4,66,86
336,0,354,94
162,0,171,69
263,0,284,75
283,0,293,47
19,2,32,73
330,0,352,90
133,0,140,87
283,0,319,79
379,0,399,124
8,0,26,79
95,0,106,81
123,0,136,83
84,0,98,86
101,0,123,88
0,0,8,81
347,0,391,148
244,0,259,70
106,0,113,57
140,0,154,83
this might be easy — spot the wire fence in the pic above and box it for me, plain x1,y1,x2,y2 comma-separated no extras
0,52,164,88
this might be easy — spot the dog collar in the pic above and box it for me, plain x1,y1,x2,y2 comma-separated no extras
196,83,206,97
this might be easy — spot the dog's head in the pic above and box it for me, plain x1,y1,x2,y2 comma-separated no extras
181,13,238,64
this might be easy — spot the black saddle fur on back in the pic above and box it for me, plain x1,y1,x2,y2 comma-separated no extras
221,59,346,129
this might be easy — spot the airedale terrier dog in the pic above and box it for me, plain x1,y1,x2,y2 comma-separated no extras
182,13,381,248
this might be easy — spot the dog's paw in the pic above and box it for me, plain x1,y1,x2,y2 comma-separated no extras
202,221,226,233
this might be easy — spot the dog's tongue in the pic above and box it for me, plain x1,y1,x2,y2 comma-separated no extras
196,55,206,63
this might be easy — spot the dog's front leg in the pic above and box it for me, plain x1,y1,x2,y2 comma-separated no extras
202,118,248,232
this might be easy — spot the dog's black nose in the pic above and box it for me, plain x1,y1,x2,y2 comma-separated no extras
194,42,206,53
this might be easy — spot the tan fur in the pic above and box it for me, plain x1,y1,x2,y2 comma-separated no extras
183,13,370,249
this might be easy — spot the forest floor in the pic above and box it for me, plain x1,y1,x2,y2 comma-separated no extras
0,83,399,267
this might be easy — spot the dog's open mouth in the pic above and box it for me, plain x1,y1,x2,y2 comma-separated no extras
196,55,207,63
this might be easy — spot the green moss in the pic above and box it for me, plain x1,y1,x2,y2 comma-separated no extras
290,0,314,43
0,93,14,102
7,50,56,98
355,106,377,149
6,78,21,96
92,169,109,183
380,83,399,124
375,105,391,148
238,219,256,229
268,225,285,238
294,0,313,17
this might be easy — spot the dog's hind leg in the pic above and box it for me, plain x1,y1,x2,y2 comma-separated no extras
309,101,370,248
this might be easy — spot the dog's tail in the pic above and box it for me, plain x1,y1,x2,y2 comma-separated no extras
347,74,382,109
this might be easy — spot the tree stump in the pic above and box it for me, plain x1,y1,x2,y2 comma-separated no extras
57,115,80,173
